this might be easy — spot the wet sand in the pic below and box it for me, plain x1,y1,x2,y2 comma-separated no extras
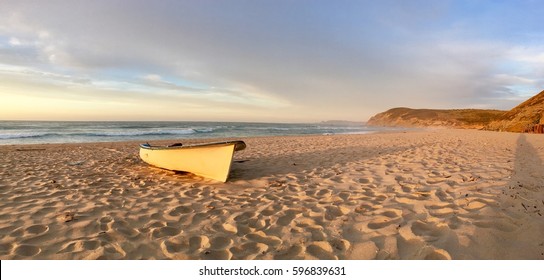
0,129,543,259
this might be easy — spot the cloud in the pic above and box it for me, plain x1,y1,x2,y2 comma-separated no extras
1,1,543,121
8,37,21,46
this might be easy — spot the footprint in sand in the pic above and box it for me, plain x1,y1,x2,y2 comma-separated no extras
151,226,182,239
329,176,344,183
358,178,373,184
338,191,351,201
98,216,114,232
435,190,453,202
245,231,282,248
294,217,317,227
168,205,193,216
273,244,305,260
25,224,49,235
190,213,209,225
354,203,375,214
116,226,141,238
305,190,318,196
426,178,446,185
330,238,351,253
372,194,388,202
401,185,414,193
425,204,456,218
189,235,210,252
261,207,278,216
401,191,432,201
247,217,268,230
162,239,185,254
161,240,189,260
277,209,302,226
306,241,338,260
316,189,332,197
210,236,234,250
361,188,376,197
410,220,449,242
0,243,14,256
463,198,495,211
112,220,140,238
446,215,465,230
424,248,451,260
183,188,202,197
378,209,402,218
140,221,167,234
99,242,127,259
58,239,100,253
394,197,422,208
324,206,349,220
308,226,327,241
9,227,25,238
233,211,257,223
212,221,238,234
367,216,402,230
425,202,456,210
236,224,252,236
230,242,268,260
14,244,41,257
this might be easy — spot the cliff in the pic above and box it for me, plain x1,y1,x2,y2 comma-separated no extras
367,108,506,129
485,90,544,132
367,90,544,133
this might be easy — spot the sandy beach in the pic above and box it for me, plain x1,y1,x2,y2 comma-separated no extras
0,129,543,260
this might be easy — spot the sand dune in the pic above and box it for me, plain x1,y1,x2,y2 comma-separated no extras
0,130,543,259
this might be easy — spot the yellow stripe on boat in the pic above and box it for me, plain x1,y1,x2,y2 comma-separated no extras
139,141,246,182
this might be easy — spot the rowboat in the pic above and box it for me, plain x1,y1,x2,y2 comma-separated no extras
139,140,246,182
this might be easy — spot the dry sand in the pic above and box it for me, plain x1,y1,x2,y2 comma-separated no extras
0,129,543,260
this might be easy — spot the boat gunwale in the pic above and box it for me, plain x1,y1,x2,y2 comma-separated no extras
139,140,246,151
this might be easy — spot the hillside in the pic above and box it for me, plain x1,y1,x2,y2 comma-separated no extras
367,89,544,133
367,108,506,129
486,90,544,132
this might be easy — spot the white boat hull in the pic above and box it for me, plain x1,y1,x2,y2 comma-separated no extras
139,141,246,182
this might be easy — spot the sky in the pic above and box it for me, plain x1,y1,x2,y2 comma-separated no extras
1,0,543,122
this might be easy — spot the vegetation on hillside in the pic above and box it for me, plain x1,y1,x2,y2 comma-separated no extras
367,108,506,129
367,90,544,133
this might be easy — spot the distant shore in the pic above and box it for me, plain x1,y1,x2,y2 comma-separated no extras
0,130,543,259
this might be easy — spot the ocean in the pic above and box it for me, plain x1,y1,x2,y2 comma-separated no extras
0,121,396,145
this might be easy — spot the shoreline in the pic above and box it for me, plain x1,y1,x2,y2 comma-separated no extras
0,120,389,146
0,130,543,259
